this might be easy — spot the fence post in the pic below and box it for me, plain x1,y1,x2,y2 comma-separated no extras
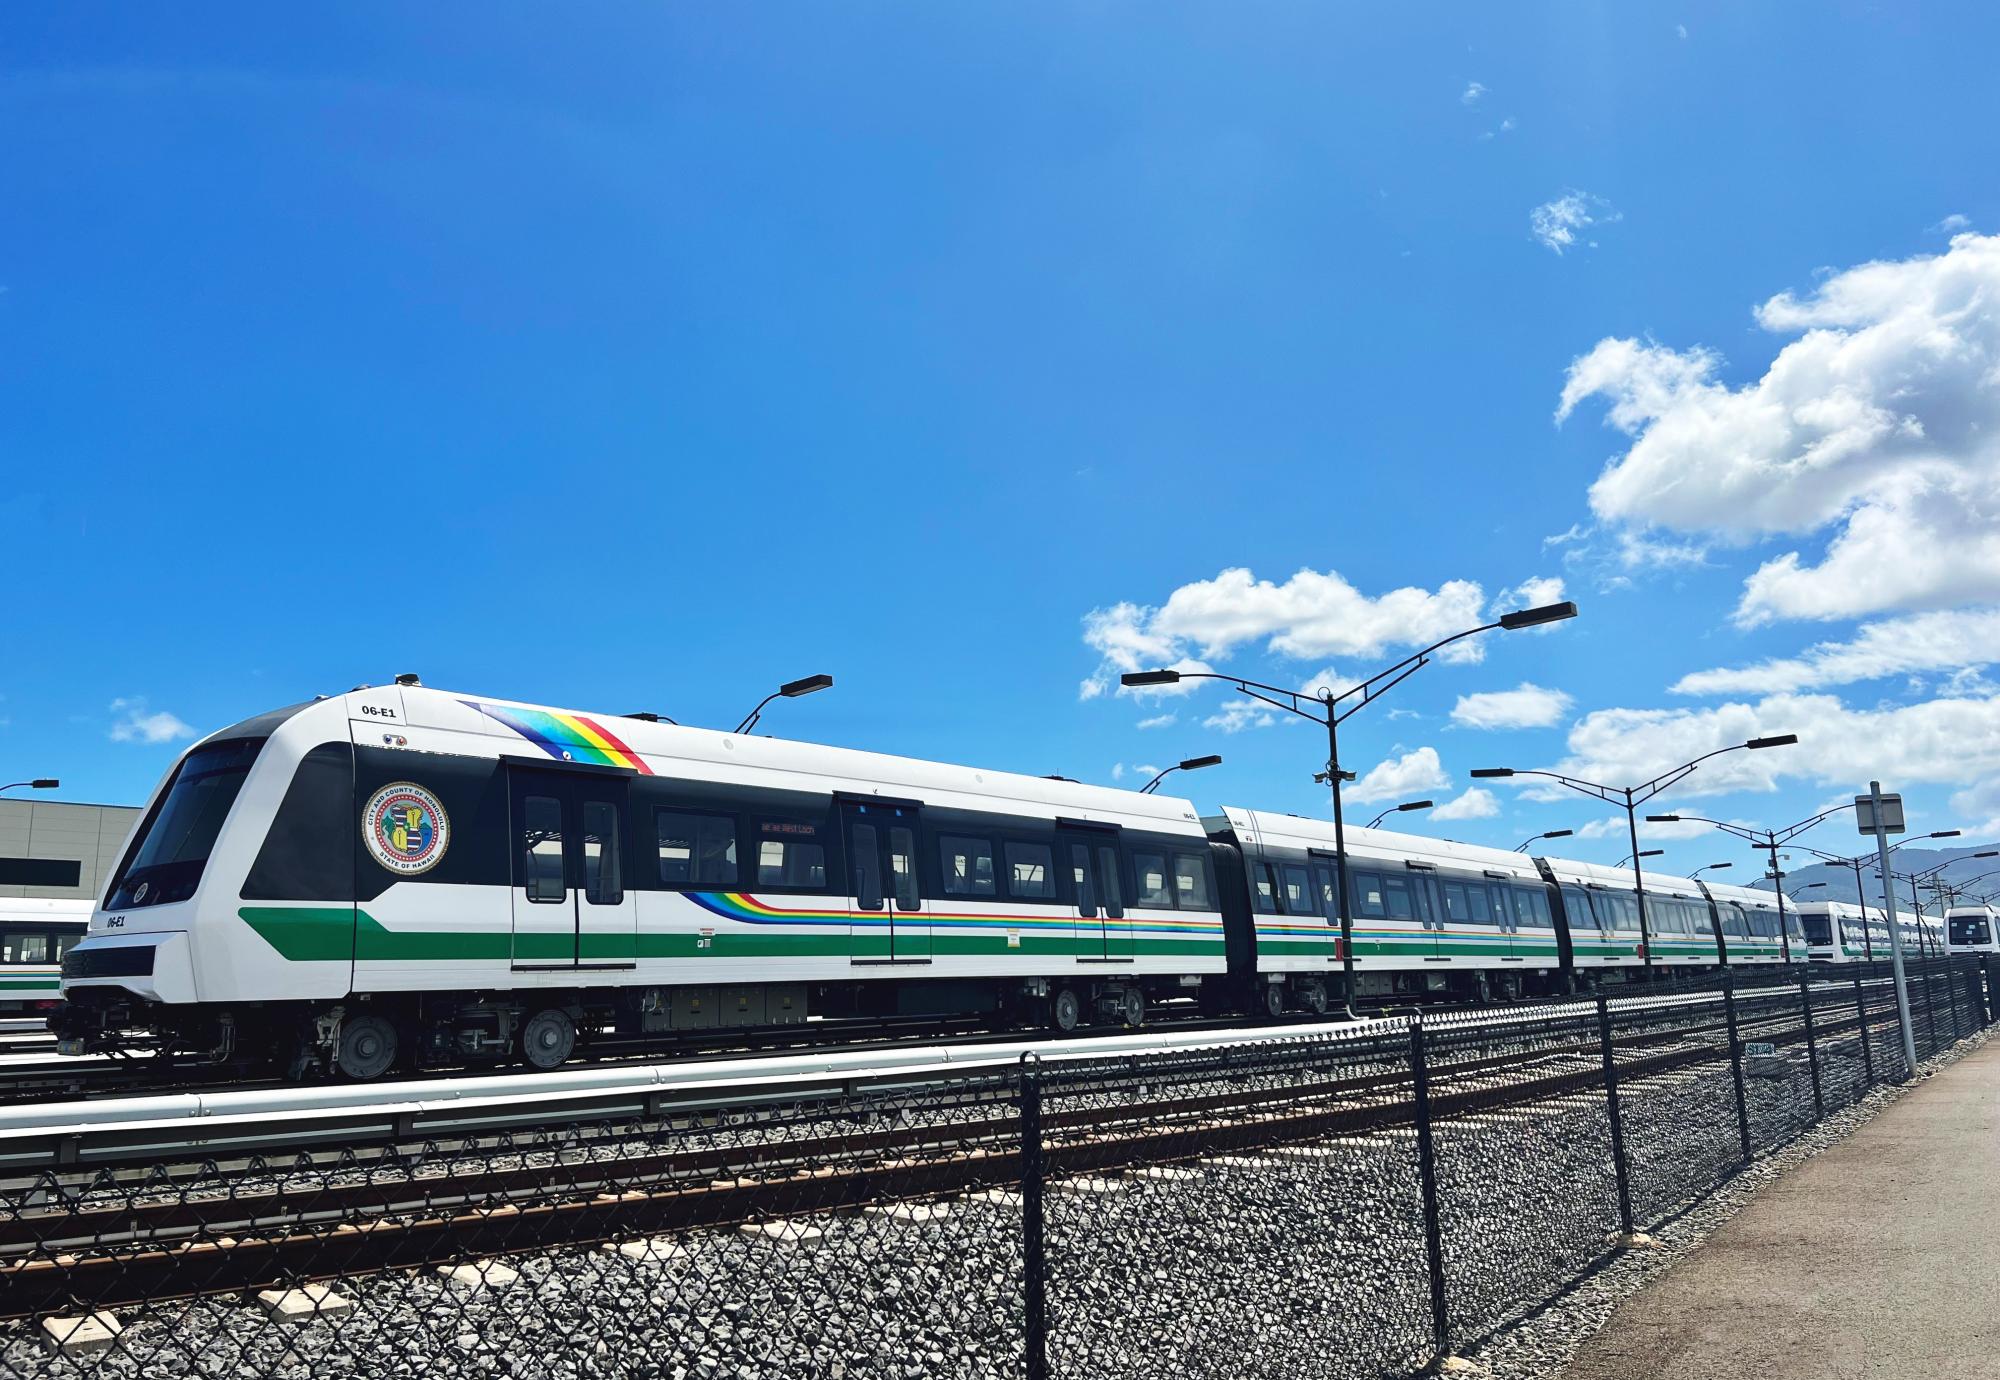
1020,1055,1048,1380
1408,1014,1453,1367
1721,970,1753,1164
1596,994,1637,1240
1917,957,1941,1057
1983,956,1997,1027
1798,972,1824,1125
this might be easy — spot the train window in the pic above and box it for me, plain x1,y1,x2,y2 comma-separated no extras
1562,886,1601,931
2,934,49,963
1280,864,1313,915
1006,841,1056,900
941,835,997,898
851,822,883,909
1134,851,1173,908
56,933,81,958
756,821,827,890
1380,874,1417,921
106,736,265,909
1514,887,1551,928
656,811,738,888
582,801,622,905
1250,862,1279,913
1097,846,1125,919
1176,852,1215,909
523,795,565,903
1441,882,1479,925
1950,917,1991,946
1311,863,1339,920
889,827,920,909
1352,872,1387,918
1070,844,1099,917
1800,913,1832,945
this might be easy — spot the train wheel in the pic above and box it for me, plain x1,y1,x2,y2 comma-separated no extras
521,1009,576,1072
1262,983,1286,1019
335,1013,399,1081
1050,987,1082,1034
1300,981,1329,1016
1117,987,1146,1029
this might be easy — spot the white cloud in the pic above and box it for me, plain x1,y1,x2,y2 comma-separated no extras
1347,746,1451,805
1451,682,1575,730
1574,813,1722,842
1135,713,1177,730
1676,22,1689,38
1079,567,1502,716
1462,81,1487,105
1500,116,1516,133
1932,214,1971,234
1203,698,1278,734
1432,787,1500,821
1110,763,1125,781
1549,690,2000,798
1493,575,1567,613
108,697,195,745
1948,779,2000,841
1531,190,1621,255
1672,608,2000,696
1559,231,2000,625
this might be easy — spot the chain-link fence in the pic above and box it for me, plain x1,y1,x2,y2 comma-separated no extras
3,956,1992,1380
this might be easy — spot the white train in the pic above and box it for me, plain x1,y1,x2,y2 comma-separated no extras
1794,900,1942,963
59,682,1820,1078
0,898,89,1014
1945,904,1999,956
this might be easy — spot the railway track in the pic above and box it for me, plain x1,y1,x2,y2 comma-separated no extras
0,980,1878,1320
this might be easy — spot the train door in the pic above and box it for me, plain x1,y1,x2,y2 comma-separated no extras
842,800,930,961
508,766,637,969
1309,850,1343,963
1059,824,1131,960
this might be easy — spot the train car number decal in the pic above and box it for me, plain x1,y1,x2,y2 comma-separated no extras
363,783,451,875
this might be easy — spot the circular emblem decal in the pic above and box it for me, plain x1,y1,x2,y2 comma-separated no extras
363,783,451,876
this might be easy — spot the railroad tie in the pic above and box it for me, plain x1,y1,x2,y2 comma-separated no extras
607,1238,690,1264
437,1260,520,1290
862,1202,951,1224
738,1219,826,1244
38,1313,122,1357
256,1285,356,1324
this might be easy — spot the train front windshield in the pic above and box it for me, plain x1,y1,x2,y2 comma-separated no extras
1949,916,1992,947
104,738,265,909
1800,914,1833,946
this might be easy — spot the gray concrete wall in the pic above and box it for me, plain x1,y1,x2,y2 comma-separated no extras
0,800,143,901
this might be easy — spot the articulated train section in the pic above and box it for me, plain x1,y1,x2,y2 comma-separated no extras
46,683,1989,1082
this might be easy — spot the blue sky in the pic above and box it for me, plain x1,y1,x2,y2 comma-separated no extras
6,4,2000,882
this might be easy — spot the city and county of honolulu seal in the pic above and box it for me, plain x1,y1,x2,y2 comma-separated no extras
362,782,450,875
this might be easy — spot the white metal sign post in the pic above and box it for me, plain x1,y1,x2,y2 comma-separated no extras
1859,782,1919,1074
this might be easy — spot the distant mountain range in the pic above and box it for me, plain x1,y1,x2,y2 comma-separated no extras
1745,842,2000,913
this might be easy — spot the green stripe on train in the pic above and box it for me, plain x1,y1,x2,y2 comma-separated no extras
240,908,1225,964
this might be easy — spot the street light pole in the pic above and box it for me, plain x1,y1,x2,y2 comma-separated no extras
1471,733,1797,975
1866,781,1919,1074
1365,799,1435,829
0,779,59,796
1124,599,1578,1014
1511,828,1574,854
733,674,834,734
1138,755,1223,795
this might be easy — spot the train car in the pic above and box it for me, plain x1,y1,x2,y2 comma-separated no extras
1945,905,1997,956
58,684,1228,1076
1533,858,1720,974
1795,901,1940,963
1,898,89,1014
1693,878,1793,967
1205,810,1566,1008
